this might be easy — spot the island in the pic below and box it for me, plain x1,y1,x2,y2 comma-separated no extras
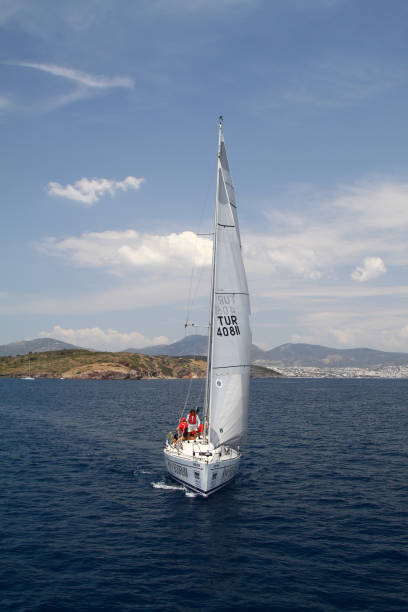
0,349,281,380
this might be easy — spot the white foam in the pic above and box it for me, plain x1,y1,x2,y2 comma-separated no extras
151,481,198,497
151,481,184,491
185,490,197,498
133,469,153,476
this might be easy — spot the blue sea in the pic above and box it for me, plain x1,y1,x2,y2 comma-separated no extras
1,377,408,611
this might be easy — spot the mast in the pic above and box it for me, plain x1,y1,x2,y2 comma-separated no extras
203,116,223,443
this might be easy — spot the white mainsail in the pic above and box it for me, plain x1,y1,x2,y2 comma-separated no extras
207,122,252,449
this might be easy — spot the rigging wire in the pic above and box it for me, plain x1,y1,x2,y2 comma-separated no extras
184,172,213,328
173,150,214,434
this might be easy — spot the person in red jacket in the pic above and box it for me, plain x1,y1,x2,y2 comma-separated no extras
186,409,200,439
174,417,188,443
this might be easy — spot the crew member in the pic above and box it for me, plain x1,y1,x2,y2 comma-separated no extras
174,417,188,442
186,409,200,439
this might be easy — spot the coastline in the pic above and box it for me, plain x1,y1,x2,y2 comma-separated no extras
0,350,280,380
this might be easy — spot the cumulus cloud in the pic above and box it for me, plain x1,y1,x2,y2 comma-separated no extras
38,178,408,279
39,325,168,352
351,257,386,282
38,229,212,270
26,176,408,351
47,176,144,205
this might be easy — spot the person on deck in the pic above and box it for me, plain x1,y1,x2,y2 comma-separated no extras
186,409,200,439
174,417,188,443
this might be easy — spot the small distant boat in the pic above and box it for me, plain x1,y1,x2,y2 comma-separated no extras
163,118,251,497
21,357,35,380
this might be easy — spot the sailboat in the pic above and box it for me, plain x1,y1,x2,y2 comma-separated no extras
163,117,251,497
21,356,35,380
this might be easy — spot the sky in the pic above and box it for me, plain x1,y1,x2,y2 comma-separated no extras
2,0,408,352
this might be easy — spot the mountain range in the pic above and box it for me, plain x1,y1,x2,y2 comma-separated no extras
1,336,408,368
126,334,266,360
128,335,408,367
0,337,81,357
258,343,408,368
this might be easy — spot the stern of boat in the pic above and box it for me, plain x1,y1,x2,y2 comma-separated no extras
163,440,240,497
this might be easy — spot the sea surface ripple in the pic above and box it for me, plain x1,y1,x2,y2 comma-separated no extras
1,378,408,611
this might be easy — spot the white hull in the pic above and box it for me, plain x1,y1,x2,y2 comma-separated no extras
164,439,240,497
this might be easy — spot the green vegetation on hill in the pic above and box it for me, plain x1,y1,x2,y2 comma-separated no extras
0,349,206,380
0,349,280,380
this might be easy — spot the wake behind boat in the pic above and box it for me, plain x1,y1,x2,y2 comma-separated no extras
164,118,251,497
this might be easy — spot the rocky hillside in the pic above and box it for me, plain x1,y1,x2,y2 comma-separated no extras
0,350,206,380
0,350,279,380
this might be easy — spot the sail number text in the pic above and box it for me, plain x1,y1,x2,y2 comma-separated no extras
216,315,240,337
215,295,241,338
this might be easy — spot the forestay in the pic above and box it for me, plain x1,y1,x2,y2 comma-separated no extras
208,126,251,449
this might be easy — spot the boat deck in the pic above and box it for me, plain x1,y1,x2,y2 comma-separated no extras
164,437,239,464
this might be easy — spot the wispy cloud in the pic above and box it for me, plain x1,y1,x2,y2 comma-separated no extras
10,61,134,89
283,60,401,108
246,178,408,283
4,61,134,111
0,94,11,112
255,58,407,113
39,324,168,352
333,180,408,231
0,278,199,316
47,176,144,205
292,307,408,351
